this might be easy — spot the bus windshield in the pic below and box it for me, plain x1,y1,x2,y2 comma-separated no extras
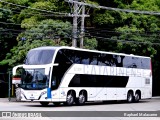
25,49,55,65
20,68,49,90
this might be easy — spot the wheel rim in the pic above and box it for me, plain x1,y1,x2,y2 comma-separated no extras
127,93,133,102
135,93,139,101
67,94,74,105
79,94,85,104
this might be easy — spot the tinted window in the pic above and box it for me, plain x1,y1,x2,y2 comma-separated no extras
113,55,124,67
61,49,99,65
123,56,132,68
61,49,75,63
123,56,146,69
141,58,150,69
123,56,142,68
69,74,129,87
89,53,98,65
61,49,82,64
98,54,115,66
59,49,150,69
68,75,80,87
132,57,141,68
52,50,72,90
81,51,90,64
25,50,55,65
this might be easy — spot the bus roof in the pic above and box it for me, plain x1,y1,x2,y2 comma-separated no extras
30,46,151,59
31,46,59,51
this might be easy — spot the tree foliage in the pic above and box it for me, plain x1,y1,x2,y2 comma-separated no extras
0,0,160,61
0,2,18,62
1,19,72,67
0,0,160,95
91,0,160,58
0,0,160,76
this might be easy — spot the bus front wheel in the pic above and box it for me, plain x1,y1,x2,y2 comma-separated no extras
77,92,86,105
66,92,75,105
127,92,133,103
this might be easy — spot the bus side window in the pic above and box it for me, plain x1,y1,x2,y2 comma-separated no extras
123,56,132,68
81,51,90,64
141,58,150,69
90,53,98,65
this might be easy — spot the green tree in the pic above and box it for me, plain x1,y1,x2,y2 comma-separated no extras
111,0,160,57
83,37,97,49
90,0,160,58
1,19,72,67
0,2,20,72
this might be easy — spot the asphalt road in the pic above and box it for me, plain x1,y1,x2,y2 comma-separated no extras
0,97,159,120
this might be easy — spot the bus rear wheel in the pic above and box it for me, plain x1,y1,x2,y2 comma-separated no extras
40,102,49,106
134,92,140,102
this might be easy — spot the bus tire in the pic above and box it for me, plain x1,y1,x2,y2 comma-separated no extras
66,91,75,105
40,102,49,106
127,92,133,103
77,92,86,105
134,92,140,103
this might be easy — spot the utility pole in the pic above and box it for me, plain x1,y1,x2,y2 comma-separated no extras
80,5,85,48
72,0,78,47
66,0,160,48
66,0,89,48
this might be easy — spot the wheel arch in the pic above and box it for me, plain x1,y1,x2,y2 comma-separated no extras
67,89,76,98
127,89,134,95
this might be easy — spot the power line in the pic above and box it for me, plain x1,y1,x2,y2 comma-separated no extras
0,24,159,39
85,33,160,43
0,21,20,26
66,0,160,16
85,30,160,39
0,28,22,31
0,7,26,15
0,7,71,17
0,21,71,27
85,35,160,45
1,28,159,45
1,26,159,41
0,0,69,16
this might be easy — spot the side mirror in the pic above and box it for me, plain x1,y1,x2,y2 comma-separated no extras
54,63,59,66
12,65,24,75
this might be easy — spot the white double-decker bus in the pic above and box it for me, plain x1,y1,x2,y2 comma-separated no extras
12,46,152,106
